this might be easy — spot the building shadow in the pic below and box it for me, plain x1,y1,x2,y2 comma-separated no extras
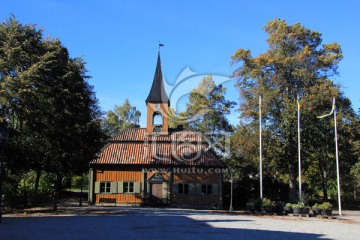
0,214,332,240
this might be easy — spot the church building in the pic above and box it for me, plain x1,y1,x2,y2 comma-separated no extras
88,52,225,209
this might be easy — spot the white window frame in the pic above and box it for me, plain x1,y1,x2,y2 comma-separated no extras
100,182,111,193
124,182,135,193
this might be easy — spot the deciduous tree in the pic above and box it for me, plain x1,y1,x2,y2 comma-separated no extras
231,18,358,202
0,16,105,205
103,99,141,137
181,75,235,152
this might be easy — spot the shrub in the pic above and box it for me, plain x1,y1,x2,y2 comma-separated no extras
318,202,333,210
311,203,321,215
261,198,276,213
246,198,262,212
312,203,320,209
292,202,305,208
3,171,54,208
284,203,292,213
285,203,292,208
261,198,272,206
274,201,284,213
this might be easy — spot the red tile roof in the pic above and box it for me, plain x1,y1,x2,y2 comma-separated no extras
91,128,224,167
111,128,205,142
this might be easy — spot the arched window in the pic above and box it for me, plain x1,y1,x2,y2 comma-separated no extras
153,111,163,126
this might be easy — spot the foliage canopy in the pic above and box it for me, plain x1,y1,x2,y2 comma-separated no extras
230,18,358,202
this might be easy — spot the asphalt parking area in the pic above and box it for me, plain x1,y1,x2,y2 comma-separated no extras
1,207,359,240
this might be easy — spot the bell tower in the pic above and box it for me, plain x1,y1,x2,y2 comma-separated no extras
145,52,170,135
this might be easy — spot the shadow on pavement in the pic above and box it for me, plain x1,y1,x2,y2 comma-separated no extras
0,214,331,240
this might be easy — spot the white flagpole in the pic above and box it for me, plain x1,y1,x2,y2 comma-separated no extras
317,97,342,216
297,95,302,202
333,98,342,216
259,95,263,200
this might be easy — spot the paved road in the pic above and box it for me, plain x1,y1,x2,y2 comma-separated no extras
1,208,359,240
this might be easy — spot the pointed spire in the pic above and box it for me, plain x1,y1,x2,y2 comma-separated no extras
145,52,170,105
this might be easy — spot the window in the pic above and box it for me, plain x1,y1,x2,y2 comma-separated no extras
178,183,189,194
124,182,134,193
201,184,212,195
153,111,163,126
100,182,111,193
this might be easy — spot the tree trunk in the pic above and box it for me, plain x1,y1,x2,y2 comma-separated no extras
318,158,328,201
288,158,297,203
287,130,298,203
53,174,60,211
322,182,328,201
319,150,328,202
33,168,41,205
79,175,83,207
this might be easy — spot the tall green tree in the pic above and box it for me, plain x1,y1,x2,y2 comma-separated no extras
350,108,360,197
231,19,358,202
0,16,105,205
103,99,141,136
181,75,235,152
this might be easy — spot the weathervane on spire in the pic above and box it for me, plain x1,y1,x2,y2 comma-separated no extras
159,41,164,50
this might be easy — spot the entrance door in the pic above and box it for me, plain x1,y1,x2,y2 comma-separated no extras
147,173,168,204
151,183,163,202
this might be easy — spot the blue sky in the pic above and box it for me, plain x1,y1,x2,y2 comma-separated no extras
1,0,359,126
